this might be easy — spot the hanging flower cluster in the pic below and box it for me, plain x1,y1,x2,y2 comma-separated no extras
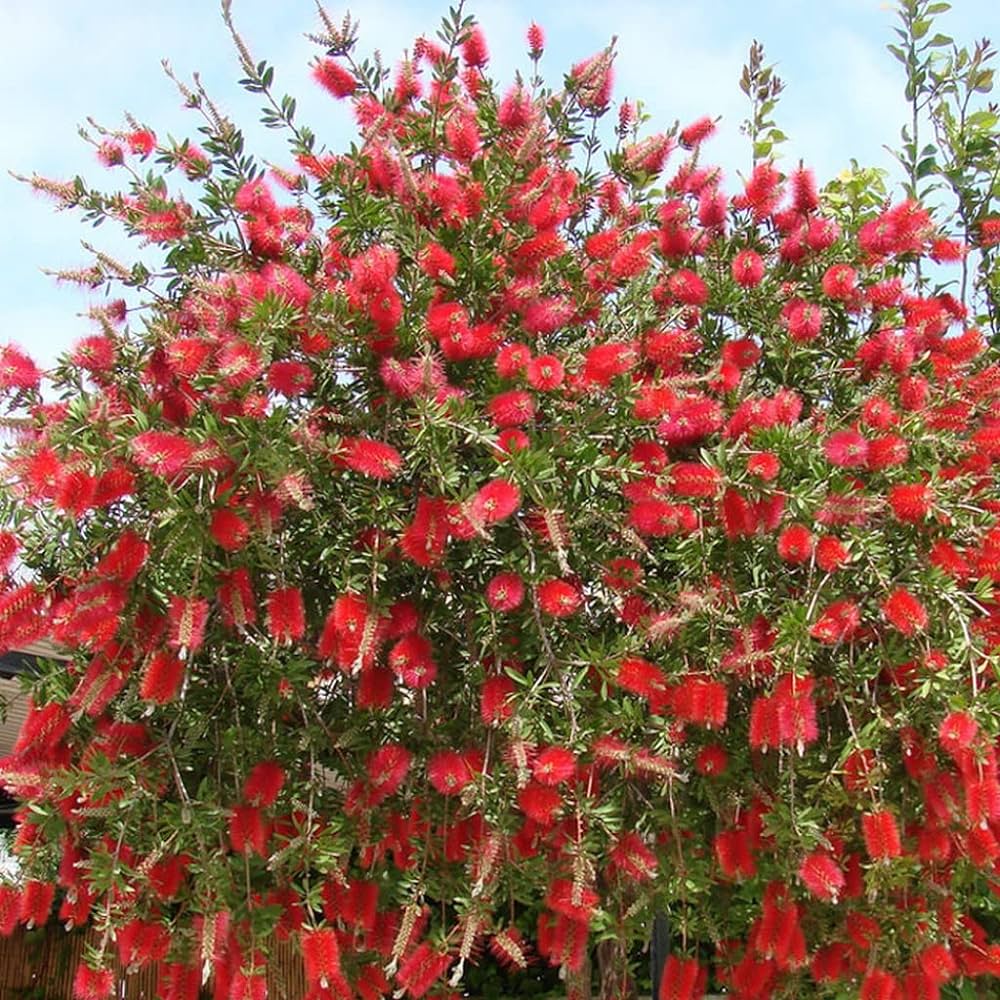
1,5,1000,999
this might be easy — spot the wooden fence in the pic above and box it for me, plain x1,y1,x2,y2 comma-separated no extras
0,925,307,999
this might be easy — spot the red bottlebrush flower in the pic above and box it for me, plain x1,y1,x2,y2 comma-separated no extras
629,499,697,537
570,50,614,112
781,299,824,342
775,674,818,750
93,464,137,507
0,531,20,574
418,241,456,280
481,674,516,725
366,744,412,804
357,664,394,710
811,943,850,984
243,761,286,807
861,396,898,430
821,263,857,300
267,360,314,397
976,217,1000,247
843,748,877,795
54,468,97,518
592,735,631,768
776,524,814,564
461,24,489,67
127,128,156,156
338,437,403,479
400,496,449,568
165,336,212,377
229,804,271,856
444,109,481,162
396,941,452,999
139,650,185,704
887,482,933,523
669,462,721,498
672,674,728,729
930,538,971,580
320,592,382,671
939,711,978,758
301,927,342,986
19,880,54,927
714,829,756,880
546,878,599,922
526,22,545,55
536,578,582,617
229,971,267,1000
609,831,658,882
518,782,563,825
0,883,20,936
631,440,668,473
13,700,70,754
131,430,195,477
731,249,765,287
810,600,861,644
721,488,759,538
218,568,257,630
815,535,849,572
697,186,727,229
210,508,250,551
267,586,305,643
261,262,312,308
427,750,474,796
659,955,706,1000
798,851,845,902
695,744,728,776
147,854,189,901
616,657,668,701
721,337,761,370
881,587,928,636
862,810,902,860
71,334,116,372
313,58,357,98
680,115,716,148
747,452,781,481
167,596,209,652
486,572,525,612
155,963,200,1000
387,632,437,689
526,353,565,391
496,343,532,379
467,479,521,527
789,166,819,212
860,969,900,1000
967,825,1000,866
918,943,958,985
498,85,533,129
532,746,576,785
72,964,114,1000
738,162,784,219
0,343,41,392
824,429,869,467
490,927,531,972
93,530,149,583
582,341,638,386
488,389,536,428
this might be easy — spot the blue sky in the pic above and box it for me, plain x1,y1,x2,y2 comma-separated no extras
1,1,997,370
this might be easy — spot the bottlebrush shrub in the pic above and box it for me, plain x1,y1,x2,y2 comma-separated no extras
1,4,1000,1000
